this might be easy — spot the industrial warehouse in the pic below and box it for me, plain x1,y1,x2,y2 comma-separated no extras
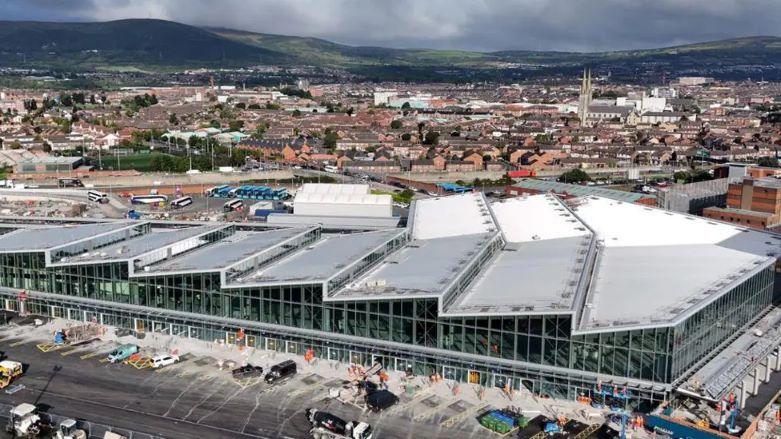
0,192,779,412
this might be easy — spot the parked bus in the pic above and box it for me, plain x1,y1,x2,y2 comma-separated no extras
223,199,244,213
206,185,230,197
324,165,339,174
170,196,193,209
130,194,169,205
87,190,108,204
58,178,84,188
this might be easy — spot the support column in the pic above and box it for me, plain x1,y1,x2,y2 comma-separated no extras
753,369,760,395
775,349,781,371
739,383,748,410
764,358,772,383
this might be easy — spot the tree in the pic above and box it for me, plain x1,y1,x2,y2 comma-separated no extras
280,87,313,100
235,102,246,109
758,157,779,168
324,131,338,149
401,133,412,142
390,120,402,129
248,103,261,110
60,94,73,107
292,109,302,117
558,169,590,183
228,120,244,131
168,113,178,125
253,122,268,139
423,131,440,146
401,102,411,109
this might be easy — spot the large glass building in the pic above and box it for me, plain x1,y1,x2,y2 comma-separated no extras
0,193,778,411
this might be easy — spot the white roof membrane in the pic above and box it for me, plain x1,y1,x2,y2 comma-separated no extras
411,193,495,240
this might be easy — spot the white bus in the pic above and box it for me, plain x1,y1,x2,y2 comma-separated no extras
324,165,339,174
130,194,169,205
223,199,244,213
170,196,193,209
87,190,109,204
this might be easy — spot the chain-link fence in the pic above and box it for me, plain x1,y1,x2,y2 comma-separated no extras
0,401,164,439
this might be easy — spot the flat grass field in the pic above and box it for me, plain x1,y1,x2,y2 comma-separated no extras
97,153,166,171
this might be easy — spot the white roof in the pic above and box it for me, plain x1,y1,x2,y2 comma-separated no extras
335,233,494,299
574,197,745,247
491,194,589,242
571,197,778,332
582,244,767,330
295,192,391,205
298,183,370,196
411,193,495,240
448,236,592,315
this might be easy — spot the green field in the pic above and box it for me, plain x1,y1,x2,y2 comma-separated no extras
97,153,167,172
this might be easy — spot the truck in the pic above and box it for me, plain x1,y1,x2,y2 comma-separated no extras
107,344,139,363
0,360,24,388
232,365,263,380
264,359,297,384
364,389,398,412
55,419,87,439
306,409,373,439
6,403,42,438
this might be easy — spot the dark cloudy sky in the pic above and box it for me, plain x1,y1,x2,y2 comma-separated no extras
2,0,779,52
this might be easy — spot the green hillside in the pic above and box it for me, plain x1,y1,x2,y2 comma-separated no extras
0,19,778,79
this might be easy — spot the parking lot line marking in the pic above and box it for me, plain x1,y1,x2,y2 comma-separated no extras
9,340,30,347
61,348,80,357
80,351,102,360
98,358,109,363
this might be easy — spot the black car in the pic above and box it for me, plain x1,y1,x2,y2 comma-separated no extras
365,389,398,412
264,359,297,384
232,365,263,380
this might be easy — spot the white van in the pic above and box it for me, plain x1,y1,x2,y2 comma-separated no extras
151,354,179,369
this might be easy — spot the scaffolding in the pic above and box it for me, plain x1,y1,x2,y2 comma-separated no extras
657,178,738,214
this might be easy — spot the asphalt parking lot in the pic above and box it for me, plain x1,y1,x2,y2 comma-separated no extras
0,327,492,439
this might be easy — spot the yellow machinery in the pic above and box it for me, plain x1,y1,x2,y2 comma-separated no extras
0,360,23,388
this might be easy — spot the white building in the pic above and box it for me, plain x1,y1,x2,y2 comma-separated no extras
373,90,398,107
293,184,393,218
641,96,667,113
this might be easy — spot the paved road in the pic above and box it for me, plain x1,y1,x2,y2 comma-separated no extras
0,333,485,439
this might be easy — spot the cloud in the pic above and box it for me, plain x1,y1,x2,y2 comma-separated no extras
1,0,778,51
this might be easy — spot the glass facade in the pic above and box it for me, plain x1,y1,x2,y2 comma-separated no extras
0,249,774,410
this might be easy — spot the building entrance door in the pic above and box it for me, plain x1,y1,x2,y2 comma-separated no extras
468,370,481,384
442,366,458,381
246,335,257,348
371,354,385,367
328,347,341,362
349,351,364,365
266,338,278,351
493,374,511,389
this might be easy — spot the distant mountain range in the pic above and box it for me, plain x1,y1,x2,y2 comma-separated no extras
0,19,779,80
